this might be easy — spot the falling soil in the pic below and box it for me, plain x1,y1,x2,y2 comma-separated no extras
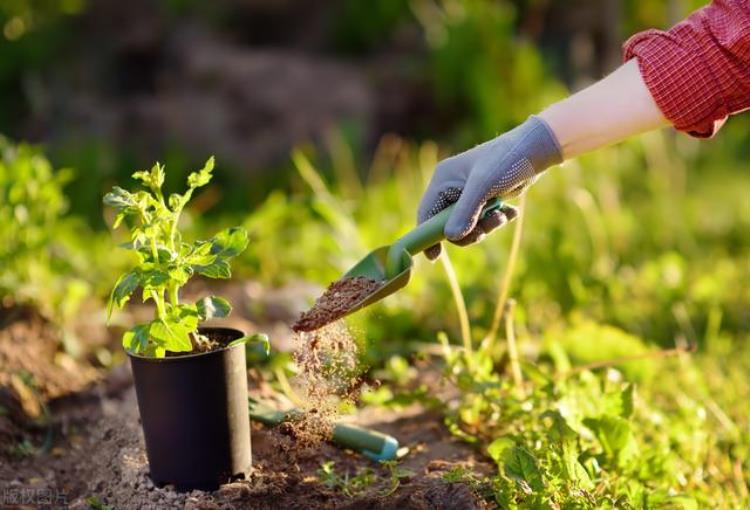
288,321,368,447
292,276,383,332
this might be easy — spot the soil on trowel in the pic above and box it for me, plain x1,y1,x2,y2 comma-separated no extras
292,276,383,332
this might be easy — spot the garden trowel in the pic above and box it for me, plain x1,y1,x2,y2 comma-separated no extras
338,197,504,317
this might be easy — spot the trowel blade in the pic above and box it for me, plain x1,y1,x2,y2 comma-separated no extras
338,245,412,317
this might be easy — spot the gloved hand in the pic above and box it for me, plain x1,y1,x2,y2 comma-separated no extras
417,115,562,260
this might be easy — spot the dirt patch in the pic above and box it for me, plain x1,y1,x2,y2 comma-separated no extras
292,276,382,332
0,306,103,444
0,368,491,510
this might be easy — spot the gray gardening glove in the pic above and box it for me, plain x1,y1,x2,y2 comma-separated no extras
417,115,562,260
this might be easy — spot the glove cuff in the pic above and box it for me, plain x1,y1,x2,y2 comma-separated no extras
525,115,563,173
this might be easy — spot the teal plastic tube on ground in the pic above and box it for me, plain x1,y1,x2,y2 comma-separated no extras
248,399,400,461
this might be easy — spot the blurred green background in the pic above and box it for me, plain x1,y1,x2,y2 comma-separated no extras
4,0,750,350
3,0,747,345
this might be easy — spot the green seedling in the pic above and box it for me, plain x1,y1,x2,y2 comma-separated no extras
318,461,377,497
104,157,249,357
379,460,415,497
86,496,114,510
317,460,414,498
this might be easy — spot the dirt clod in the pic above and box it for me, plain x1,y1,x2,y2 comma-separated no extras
292,277,382,332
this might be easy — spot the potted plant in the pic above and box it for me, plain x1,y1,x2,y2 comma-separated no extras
104,157,262,490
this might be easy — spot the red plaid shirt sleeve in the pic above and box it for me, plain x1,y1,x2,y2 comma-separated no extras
623,0,750,138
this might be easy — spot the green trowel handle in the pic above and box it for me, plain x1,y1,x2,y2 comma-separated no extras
332,423,399,461
386,197,503,277
248,399,400,461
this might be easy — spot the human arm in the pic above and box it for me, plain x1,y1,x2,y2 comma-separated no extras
418,60,666,259
538,59,667,159
418,0,750,259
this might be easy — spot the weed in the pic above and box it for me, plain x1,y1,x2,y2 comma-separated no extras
317,460,415,498
86,496,114,510
317,461,377,497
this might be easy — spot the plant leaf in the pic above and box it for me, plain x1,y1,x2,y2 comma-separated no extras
149,319,192,353
103,186,137,211
107,270,140,321
209,227,248,259
195,259,231,279
122,324,149,353
488,439,544,492
133,162,165,192
187,156,214,189
196,295,232,320
503,445,544,492
140,269,169,290
231,333,270,362
583,415,638,468
171,304,200,334
543,411,592,488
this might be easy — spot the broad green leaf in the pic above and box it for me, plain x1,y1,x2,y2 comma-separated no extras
185,241,215,266
543,411,592,488
195,259,231,279
241,333,271,362
140,269,169,290
487,437,515,465
149,319,192,352
503,446,544,492
168,266,192,286
196,295,232,320
599,383,635,419
209,227,248,258
171,303,200,331
107,270,140,320
122,324,150,353
583,415,639,468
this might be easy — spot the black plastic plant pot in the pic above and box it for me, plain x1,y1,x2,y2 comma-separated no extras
128,327,252,491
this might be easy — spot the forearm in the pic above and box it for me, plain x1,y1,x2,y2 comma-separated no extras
538,59,668,160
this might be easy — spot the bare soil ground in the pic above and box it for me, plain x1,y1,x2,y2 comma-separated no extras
0,302,493,509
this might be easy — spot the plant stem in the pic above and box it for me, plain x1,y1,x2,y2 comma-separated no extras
152,290,167,320
484,194,527,350
150,237,159,262
440,251,472,356
169,284,179,306
504,299,524,395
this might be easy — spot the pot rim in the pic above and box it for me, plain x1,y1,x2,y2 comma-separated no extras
126,326,245,363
